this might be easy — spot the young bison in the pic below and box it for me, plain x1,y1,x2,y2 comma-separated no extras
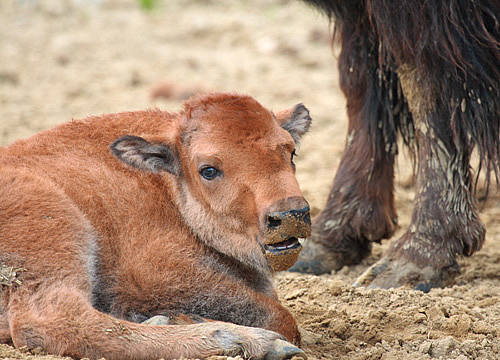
292,0,500,291
0,93,312,359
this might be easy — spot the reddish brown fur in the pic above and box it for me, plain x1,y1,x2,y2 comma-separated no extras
0,93,311,359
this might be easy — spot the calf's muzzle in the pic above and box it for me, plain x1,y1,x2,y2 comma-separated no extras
261,197,312,271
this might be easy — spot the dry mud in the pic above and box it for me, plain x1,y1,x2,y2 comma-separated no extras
0,1,499,359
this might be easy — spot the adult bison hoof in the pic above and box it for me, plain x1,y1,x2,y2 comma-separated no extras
353,256,460,292
289,233,372,275
288,239,343,275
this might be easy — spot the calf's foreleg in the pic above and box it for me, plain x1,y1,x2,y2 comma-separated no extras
7,284,304,360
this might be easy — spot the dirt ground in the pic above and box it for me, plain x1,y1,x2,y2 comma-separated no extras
0,0,499,359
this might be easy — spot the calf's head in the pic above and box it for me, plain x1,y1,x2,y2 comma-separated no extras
111,94,311,273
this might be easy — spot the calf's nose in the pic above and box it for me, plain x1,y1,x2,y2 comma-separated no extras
263,197,311,239
266,206,311,229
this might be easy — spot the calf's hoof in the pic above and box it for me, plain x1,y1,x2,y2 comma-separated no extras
264,339,307,360
353,256,460,292
143,314,206,325
214,325,306,360
142,315,171,325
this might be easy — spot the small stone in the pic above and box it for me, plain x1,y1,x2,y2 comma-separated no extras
414,312,427,323
431,336,457,358
381,339,391,350
455,314,472,333
328,279,344,296
419,341,432,354
0,71,19,85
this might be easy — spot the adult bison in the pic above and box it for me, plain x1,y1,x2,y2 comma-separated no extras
292,0,500,291
0,93,311,359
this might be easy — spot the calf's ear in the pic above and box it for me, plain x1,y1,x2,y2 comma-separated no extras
276,104,312,144
110,135,180,175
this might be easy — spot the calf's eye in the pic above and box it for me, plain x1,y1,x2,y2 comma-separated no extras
200,166,220,180
291,150,297,165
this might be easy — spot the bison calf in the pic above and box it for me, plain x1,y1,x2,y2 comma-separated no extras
0,93,312,359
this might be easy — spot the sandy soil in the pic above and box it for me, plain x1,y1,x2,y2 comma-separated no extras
0,0,499,359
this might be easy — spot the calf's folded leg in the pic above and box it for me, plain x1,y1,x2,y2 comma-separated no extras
7,285,304,360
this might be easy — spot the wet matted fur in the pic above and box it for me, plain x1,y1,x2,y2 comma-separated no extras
293,0,499,291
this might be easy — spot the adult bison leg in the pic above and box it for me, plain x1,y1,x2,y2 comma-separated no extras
355,66,486,291
291,28,400,274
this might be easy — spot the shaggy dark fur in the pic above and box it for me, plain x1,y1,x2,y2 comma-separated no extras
293,0,500,290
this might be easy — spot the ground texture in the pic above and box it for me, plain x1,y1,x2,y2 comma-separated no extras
0,1,499,359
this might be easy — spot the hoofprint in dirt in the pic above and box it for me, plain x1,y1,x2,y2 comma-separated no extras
0,0,499,359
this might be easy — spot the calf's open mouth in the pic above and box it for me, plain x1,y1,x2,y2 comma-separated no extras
264,237,302,254
263,237,303,272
